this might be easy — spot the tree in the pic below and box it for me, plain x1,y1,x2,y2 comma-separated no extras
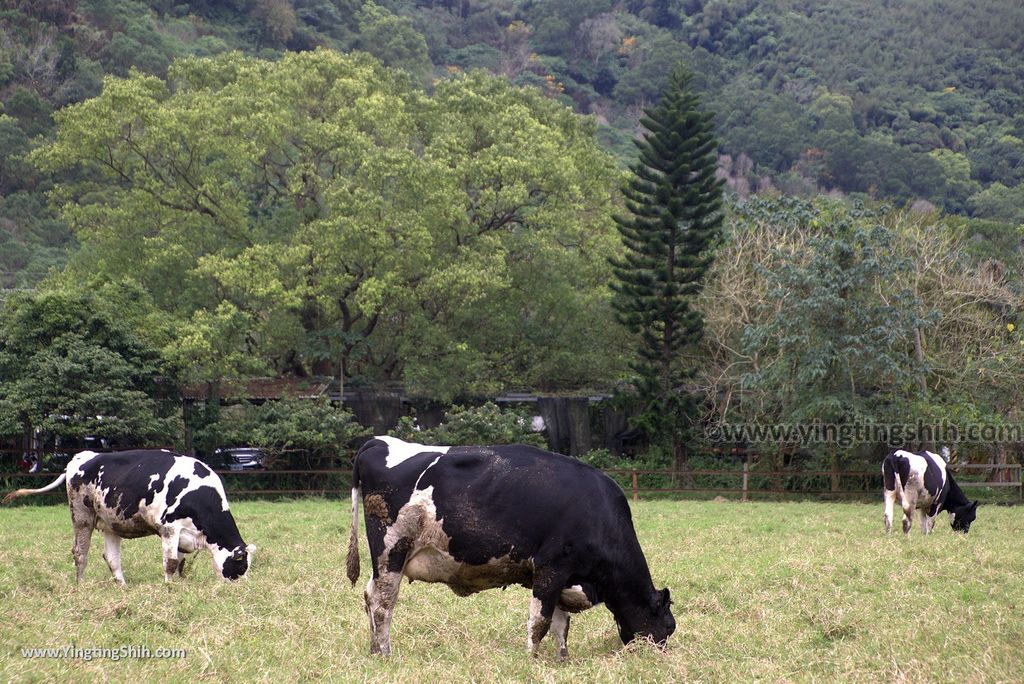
32,49,624,400
610,64,724,469
0,288,179,447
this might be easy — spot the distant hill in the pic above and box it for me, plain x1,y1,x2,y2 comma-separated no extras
2,0,1022,286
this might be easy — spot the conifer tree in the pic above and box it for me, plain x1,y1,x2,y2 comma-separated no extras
610,65,725,467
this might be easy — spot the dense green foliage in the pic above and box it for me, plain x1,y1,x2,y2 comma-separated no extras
2,0,1022,289
198,397,368,466
0,286,179,445
611,66,724,460
32,49,626,399
390,401,546,447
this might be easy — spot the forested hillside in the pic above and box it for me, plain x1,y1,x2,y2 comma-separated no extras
2,0,1022,288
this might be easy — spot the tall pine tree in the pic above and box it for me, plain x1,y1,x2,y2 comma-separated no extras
610,65,724,468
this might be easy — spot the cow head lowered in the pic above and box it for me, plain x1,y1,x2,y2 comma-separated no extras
346,436,675,658
614,587,676,647
3,449,256,584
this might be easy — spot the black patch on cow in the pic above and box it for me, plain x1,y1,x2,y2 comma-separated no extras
920,452,948,501
164,485,244,551
221,551,249,580
164,476,191,511
74,451,178,519
193,461,211,478
144,471,167,507
386,538,413,573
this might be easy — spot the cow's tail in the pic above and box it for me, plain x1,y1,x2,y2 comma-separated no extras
2,473,67,504
346,465,361,586
882,455,905,498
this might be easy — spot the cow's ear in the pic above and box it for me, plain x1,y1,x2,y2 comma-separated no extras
971,501,979,511
660,587,672,607
246,543,257,555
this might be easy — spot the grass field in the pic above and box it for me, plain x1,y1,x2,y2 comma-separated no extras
1,498,1022,683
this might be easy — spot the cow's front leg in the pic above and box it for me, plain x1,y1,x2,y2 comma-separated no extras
364,571,403,655
920,511,935,535
161,529,182,582
176,554,187,577
102,532,126,585
527,596,552,656
527,566,570,657
551,608,571,660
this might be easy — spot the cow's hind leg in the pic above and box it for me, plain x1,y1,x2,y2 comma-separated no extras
364,571,403,655
161,529,181,582
102,532,126,585
883,488,897,533
72,524,93,582
69,503,96,583
365,539,409,656
900,491,916,535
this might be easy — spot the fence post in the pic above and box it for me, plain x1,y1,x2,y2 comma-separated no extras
631,470,638,502
742,460,749,502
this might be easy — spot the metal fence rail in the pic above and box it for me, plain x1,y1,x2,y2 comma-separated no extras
2,459,1020,502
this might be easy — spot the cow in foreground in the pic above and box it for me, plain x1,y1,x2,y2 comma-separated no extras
3,449,255,584
346,436,675,658
882,448,978,535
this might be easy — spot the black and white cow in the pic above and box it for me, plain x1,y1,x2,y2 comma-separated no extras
3,449,256,584
882,448,978,535
346,436,675,658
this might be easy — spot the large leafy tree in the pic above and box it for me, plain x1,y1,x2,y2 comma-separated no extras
33,49,625,400
610,65,724,467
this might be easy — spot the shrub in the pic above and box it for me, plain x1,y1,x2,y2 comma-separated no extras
390,402,546,448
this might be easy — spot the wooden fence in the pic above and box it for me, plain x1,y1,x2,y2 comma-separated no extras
1,455,1019,502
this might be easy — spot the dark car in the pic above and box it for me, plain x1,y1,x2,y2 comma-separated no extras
215,447,267,471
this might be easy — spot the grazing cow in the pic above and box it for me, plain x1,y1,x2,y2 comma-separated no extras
346,436,675,658
3,449,256,584
882,448,978,535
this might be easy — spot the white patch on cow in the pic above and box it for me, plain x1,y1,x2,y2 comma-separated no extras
413,455,442,490
527,597,543,653
376,436,451,468
68,450,100,483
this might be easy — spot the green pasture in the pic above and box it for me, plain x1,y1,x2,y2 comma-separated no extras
1,499,1021,683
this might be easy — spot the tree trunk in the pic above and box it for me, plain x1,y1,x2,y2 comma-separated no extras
673,435,695,488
